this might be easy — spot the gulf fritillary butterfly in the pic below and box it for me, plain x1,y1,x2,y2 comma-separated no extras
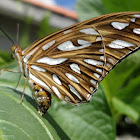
0,12,140,115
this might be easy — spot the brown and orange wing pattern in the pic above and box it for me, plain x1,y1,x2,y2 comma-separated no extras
22,12,140,104
91,12,140,77
28,27,105,104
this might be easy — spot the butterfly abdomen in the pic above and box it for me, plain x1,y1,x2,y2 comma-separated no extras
29,80,51,115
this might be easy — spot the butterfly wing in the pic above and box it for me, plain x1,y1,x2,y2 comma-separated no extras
28,27,105,104
22,12,140,104
91,12,140,77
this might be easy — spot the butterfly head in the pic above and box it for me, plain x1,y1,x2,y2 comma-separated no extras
11,45,23,59
11,45,17,59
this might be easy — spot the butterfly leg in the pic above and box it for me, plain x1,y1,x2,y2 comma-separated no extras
0,68,22,89
15,73,22,89
0,68,20,76
20,76,27,104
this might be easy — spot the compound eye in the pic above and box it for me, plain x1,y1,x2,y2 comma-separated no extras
11,45,17,59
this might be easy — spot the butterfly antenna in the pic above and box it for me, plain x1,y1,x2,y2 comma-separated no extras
0,26,15,46
16,23,19,45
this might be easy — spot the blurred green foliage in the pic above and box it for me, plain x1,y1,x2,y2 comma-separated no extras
37,14,58,39
0,50,12,65
20,17,33,49
76,0,140,21
0,0,140,139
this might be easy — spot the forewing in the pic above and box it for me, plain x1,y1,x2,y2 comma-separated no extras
28,27,105,104
23,12,140,104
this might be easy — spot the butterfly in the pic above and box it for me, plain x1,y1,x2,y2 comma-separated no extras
0,11,140,115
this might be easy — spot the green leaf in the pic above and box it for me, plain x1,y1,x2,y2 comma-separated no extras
101,51,140,125
75,0,108,21
116,75,140,124
112,97,139,122
0,87,61,140
0,63,115,139
50,86,115,140
102,0,140,12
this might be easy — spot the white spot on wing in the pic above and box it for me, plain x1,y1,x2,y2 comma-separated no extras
29,72,51,92
31,65,46,72
23,47,39,63
78,39,90,45
42,40,55,50
100,56,104,60
111,22,129,30
133,28,140,34
87,94,92,101
70,63,81,74
90,87,94,92
65,73,80,83
23,55,30,63
52,74,62,85
24,64,28,77
68,84,82,100
37,57,68,65
57,41,91,51
94,73,100,78
52,86,62,99
108,58,114,63
108,39,135,49
99,49,104,53
90,79,97,85
131,18,136,22
96,68,102,73
84,59,103,65
80,28,99,35
133,14,140,17
107,63,111,68
96,36,102,41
